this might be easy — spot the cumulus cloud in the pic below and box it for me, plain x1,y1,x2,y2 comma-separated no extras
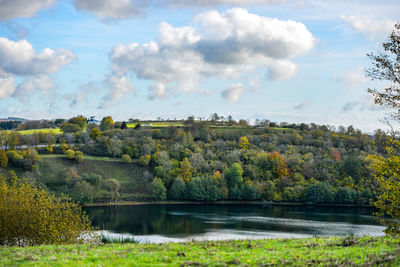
12,75,54,100
340,15,396,39
0,37,75,77
0,77,15,99
221,83,246,102
74,0,148,20
0,37,75,101
0,0,56,20
334,70,368,90
100,75,134,108
73,0,284,19
109,8,315,99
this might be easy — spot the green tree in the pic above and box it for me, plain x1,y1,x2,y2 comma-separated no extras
305,182,335,204
149,177,167,200
168,177,186,199
225,163,244,188
75,151,84,163
180,157,193,183
185,176,221,201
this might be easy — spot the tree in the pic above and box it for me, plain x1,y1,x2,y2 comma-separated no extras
367,23,400,120
121,121,128,129
180,157,193,183
225,163,243,188
368,138,400,235
239,136,250,150
90,128,101,139
75,151,84,163
305,182,335,204
168,177,185,199
0,176,96,246
0,150,7,168
100,116,114,131
65,149,75,159
149,177,167,200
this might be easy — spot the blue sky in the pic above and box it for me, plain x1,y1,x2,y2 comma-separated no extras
0,0,399,131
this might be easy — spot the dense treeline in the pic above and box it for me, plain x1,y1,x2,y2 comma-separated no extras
0,115,389,204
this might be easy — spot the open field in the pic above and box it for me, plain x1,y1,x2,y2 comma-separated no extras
0,236,399,266
1,128,62,135
127,121,184,128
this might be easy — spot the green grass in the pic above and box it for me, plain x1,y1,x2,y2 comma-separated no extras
0,236,399,266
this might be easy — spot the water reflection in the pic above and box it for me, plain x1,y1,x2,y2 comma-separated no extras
84,204,385,243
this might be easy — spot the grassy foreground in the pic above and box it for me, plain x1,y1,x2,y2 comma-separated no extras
1,236,399,266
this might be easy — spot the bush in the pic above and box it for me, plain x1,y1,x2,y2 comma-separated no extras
65,149,75,159
122,154,132,164
149,177,167,200
168,177,186,199
305,182,335,204
75,151,84,163
0,177,96,246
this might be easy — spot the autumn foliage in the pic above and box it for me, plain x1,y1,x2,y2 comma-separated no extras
0,175,96,246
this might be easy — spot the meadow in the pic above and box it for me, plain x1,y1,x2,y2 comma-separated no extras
1,236,399,266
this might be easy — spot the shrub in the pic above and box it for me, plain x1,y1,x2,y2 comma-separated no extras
168,177,185,199
65,149,75,159
75,151,85,163
75,151,84,163
0,177,96,246
122,154,132,164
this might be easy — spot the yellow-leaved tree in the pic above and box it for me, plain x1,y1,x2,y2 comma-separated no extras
0,175,97,246
368,138,400,235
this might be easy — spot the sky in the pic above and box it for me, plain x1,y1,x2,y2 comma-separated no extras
0,0,399,131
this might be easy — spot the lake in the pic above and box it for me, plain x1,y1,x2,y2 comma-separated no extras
84,203,385,243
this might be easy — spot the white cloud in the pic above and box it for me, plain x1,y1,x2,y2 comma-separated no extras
100,75,134,108
221,83,246,102
0,37,75,77
109,8,315,99
74,0,147,20
73,0,284,20
340,15,396,39
0,77,15,99
12,75,54,100
0,0,56,20
335,70,368,90
149,82,170,99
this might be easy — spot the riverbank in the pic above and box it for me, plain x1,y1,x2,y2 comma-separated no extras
1,236,399,266
83,200,373,208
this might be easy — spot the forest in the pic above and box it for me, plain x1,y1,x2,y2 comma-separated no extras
0,115,388,205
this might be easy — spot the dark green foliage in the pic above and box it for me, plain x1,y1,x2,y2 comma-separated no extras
225,163,243,188
149,177,167,200
168,177,185,199
336,187,357,204
305,182,335,204
185,176,222,201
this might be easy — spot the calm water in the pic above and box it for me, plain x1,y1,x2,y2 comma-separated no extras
84,204,385,243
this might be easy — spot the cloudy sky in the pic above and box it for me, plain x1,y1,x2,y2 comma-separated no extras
0,0,398,131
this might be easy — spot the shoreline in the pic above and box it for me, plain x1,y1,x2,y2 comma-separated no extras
83,200,373,208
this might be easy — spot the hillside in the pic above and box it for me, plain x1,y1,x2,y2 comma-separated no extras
0,118,388,204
